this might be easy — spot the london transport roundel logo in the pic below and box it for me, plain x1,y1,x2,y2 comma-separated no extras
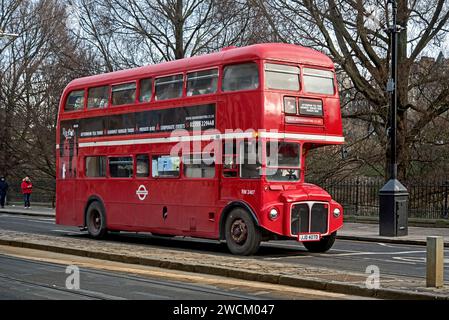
136,185,149,201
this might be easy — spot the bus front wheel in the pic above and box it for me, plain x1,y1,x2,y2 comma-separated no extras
225,208,261,256
86,201,107,239
302,232,336,253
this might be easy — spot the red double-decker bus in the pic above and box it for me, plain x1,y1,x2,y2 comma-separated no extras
56,43,344,255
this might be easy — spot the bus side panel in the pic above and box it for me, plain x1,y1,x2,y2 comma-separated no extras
176,179,219,236
55,179,76,226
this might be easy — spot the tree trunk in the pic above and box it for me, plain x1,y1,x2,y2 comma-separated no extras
174,0,185,59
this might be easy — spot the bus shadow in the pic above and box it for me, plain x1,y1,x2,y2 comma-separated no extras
65,231,306,258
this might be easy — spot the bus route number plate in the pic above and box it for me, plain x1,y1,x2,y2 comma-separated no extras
298,233,321,242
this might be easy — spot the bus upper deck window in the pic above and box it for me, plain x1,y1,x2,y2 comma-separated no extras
265,63,300,91
65,90,85,111
303,68,335,95
139,78,152,102
88,86,109,109
187,69,218,96
155,74,183,101
222,63,259,92
112,82,136,106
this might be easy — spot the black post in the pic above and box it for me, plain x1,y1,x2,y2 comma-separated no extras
444,180,448,219
379,0,409,237
355,177,360,215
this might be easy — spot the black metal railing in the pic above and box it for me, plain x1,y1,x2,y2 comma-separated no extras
316,178,449,220
4,180,55,207
3,177,449,219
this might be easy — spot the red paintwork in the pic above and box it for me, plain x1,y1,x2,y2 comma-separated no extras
56,43,344,241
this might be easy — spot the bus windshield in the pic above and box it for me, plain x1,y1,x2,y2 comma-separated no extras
266,142,300,181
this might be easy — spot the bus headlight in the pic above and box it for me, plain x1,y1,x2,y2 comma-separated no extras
333,208,341,218
269,208,279,220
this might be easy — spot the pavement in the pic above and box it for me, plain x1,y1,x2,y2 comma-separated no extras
2,205,449,246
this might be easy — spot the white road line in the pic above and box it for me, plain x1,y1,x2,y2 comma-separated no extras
364,257,417,265
331,250,425,257
377,242,416,249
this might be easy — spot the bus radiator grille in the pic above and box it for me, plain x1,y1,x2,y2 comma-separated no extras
291,203,329,236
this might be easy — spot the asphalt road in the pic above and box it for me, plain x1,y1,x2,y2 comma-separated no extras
0,254,274,300
1,213,448,282
0,246,367,300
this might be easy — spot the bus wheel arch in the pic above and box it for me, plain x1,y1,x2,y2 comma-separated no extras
220,203,261,256
84,196,108,239
219,201,259,241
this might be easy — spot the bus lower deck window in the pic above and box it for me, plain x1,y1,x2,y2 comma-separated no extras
183,154,215,178
136,154,149,177
239,141,261,179
152,155,180,177
109,157,133,178
85,156,106,177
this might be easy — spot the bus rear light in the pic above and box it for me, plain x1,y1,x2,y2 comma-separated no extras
283,97,297,114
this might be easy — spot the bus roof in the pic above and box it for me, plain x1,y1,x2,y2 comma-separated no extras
66,43,334,89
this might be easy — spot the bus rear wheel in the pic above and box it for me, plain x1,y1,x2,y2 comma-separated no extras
86,201,107,239
302,232,336,253
225,208,261,256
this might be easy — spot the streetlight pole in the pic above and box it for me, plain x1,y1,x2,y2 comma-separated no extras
390,0,398,181
379,0,409,237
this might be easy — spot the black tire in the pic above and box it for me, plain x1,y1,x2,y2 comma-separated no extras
225,208,261,256
302,232,336,253
86,201,107,239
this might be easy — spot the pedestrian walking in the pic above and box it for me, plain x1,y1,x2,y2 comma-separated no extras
0,176,8,208
21,176,32,208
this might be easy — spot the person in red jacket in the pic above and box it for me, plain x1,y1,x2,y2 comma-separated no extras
21,176,32,209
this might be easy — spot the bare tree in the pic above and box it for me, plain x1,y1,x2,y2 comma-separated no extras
257,0,449,180
72,0,267,70
0,0,96,190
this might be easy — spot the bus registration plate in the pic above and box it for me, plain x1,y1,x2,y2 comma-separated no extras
298,233,321,242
